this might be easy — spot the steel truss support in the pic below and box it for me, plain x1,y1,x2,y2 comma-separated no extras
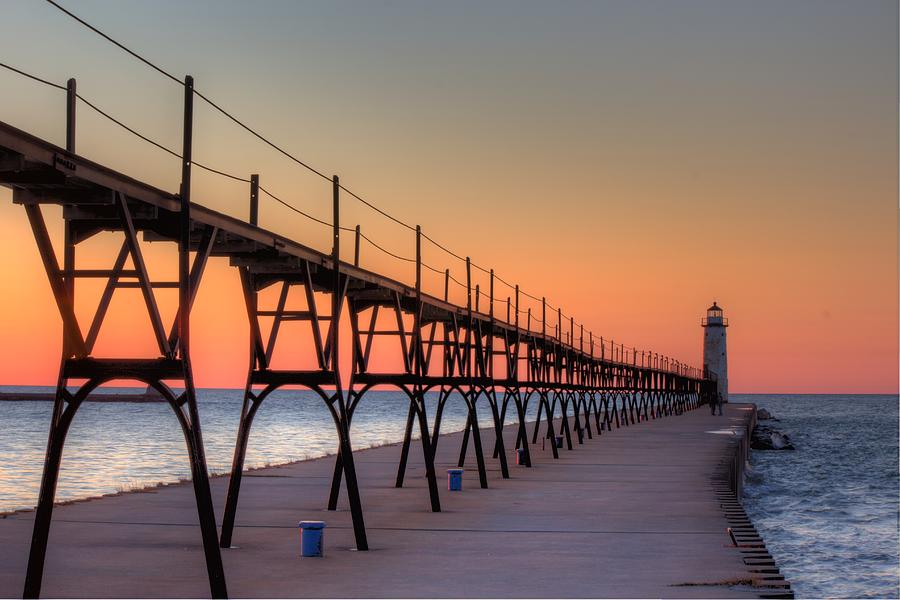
19,197,227,599
219,263,369,552
0,87,715,598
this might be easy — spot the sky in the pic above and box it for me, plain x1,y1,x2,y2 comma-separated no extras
0,0,896,392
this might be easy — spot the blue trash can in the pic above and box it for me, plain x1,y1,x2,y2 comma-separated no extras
555,435,564,449
516,448,526,465
447,468,464,491
298,521,326,557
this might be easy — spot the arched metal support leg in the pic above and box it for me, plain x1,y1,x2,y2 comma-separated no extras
570,392,584,445
220,388,264,547
542,392,560,459
512,390,532,467
531,394,545,444
581,393,593,439
378,387,440,511
328,388,363,511
395,398,417,487
457,412,472,468
492,389,512,459
24,380,79,600
326,391,368,551
430,387,452,461
565,395,576,449
458,391,489,488
26,371,227,600
178,368,229,598
485,388,510,479
603,394,613,431
413,389,442,512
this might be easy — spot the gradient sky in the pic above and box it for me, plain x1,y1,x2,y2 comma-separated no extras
0,0,896,392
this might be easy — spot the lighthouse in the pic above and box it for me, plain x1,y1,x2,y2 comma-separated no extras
702,302,729,402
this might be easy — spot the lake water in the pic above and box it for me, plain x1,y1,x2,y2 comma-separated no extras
739,394,900,599
0,386,536,513
1,389,897,598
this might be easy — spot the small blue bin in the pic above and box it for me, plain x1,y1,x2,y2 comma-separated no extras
298,521,326,557
516,448,526,465
555,435,564,449
447,468,464,491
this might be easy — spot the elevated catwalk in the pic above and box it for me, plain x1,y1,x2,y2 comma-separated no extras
0,115,716,598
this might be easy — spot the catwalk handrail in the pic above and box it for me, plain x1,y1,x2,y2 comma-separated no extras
0,117,705,381
0,47,702,379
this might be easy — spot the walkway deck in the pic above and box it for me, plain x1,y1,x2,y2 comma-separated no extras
0,403,778,598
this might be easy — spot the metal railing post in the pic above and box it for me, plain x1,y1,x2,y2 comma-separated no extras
249,174,259,225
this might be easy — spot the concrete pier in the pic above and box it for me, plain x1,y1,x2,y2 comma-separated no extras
0,403,788,598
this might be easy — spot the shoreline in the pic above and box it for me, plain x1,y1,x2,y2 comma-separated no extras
0,435,424,518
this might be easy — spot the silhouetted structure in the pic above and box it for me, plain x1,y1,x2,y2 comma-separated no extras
702,301,729,402
0,75,717,599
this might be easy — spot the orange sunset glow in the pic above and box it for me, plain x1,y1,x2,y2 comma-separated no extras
0,0,896,393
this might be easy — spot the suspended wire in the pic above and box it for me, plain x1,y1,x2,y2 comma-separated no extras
421,232,466,263
195,88,331,183
43,0,417,234
447,273,467,289
42,0,334,184
193,162,251,183
258,187,337,229
421,262,444,276
79,95,253,184
0,59,253,187
493,272,516,291
28,4,694,372
520,289,543,303
340,184,415,232
44,0,182,85
0,60,66,90
0,59,452,290
40,1,548,299
3,59,358,237
75,93,180,159
39,0,574,344
359,232,415,263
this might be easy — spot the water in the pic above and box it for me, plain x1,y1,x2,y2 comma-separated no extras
0,386,538,514
739,394,900,599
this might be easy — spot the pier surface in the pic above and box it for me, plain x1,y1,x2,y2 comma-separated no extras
0,404,773,598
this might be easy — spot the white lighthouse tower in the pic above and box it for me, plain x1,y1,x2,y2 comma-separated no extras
702,302,729,402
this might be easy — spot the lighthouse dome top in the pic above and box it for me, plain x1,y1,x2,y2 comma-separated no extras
702,302,728,327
